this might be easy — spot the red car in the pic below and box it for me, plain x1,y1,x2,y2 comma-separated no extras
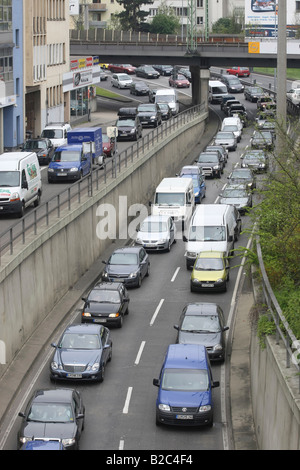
108,64,136,74
226,66,250,77
169,74,190,88
102,133,116,158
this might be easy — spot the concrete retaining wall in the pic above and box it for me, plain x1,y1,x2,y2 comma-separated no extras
0,111,208,378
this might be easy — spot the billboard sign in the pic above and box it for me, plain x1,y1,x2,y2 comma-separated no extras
245,0,297,38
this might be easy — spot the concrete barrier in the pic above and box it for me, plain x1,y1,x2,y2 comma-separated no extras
0,110,208,378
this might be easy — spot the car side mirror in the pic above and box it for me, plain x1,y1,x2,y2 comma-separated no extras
22,180,28,190
174,324,179,330
223,326,229,332
153,378,160,387
228,235,233,242
212,381,220,388
18,412,26,418
51,342,58,348
182,235,187,242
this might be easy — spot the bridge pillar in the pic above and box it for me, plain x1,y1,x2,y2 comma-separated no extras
190,66,210,110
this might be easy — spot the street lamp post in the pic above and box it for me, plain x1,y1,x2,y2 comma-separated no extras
276,0,287,152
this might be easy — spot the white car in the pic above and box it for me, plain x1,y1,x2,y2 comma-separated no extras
111,73,133,89
286,88,300,106
221,117,243,142
135,215,176,252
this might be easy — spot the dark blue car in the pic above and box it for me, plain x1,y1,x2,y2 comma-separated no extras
47,144,92,183
180,173,206,204
153,344,219,427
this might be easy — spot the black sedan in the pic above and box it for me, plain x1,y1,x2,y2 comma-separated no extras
130,81,150,96
50,323,112,381
250,130,274,150
102,246,150,288
18,388,85,450
227,168,256,191
240,149,269,172
135,66,160,79
244,86,265,102
116,117,142,141
153,65,173,76
81,282,129,328
22,138,54,164
174,303,229,362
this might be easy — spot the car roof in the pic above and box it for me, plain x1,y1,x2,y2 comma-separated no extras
64,323,104,335
184,302,219,316
142,214,171,223
113,246,142,254
164,344,208,369
32,388,75,403
92,281,124,291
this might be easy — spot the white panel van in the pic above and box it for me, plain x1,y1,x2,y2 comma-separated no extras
208,80,228,104
183,204,241,269
0,152,42,218
155,89,179,115
41,123,72,148
151,177,195,229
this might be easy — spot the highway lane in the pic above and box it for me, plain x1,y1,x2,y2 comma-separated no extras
1,88,264,450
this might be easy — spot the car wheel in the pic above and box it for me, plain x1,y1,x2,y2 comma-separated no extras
166,240,171,252
137,275,142,288
108,347,112,362
190,283,195,293
117,314,123,328
18,202,25,218
33,191,41,207
99,363,105,382
146,263,150,277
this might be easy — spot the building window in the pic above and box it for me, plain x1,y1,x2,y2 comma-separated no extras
0,0,12,31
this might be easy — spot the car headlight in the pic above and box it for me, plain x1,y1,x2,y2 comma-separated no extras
102,272,109,279
194,192,199,197
62,438,76,447
158,238,167,244
130,129,136,134
82,312,91,317
259,163,265,167
90,362,100,371
70,167,79,172
10,192,20,202
109,312,120,318
48,168,54,172
213,165,220,170
199,405,211,412
158,404,171,411
241,163,247,167
215,278,224,283
135,238,143,244
129,270,139,278
51,361,59,370
213,344,223,351
19,436,31,444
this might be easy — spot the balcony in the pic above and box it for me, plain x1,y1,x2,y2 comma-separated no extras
88,3,107,12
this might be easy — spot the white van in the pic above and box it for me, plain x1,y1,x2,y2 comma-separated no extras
208,80,228,104
155,89,179,115
41,122,72,148
0,152,42,218
151,177,195,228
183,204,241,269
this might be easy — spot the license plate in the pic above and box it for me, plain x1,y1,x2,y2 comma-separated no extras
94,318,106,323
202,283,214,287
176,415,193,420
67,373,82,378
57,173,67,176
145,244,156,248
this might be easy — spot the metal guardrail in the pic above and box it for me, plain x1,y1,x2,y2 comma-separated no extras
0,103,206,265
256,237,300,393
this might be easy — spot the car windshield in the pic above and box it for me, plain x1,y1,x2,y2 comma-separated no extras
109,252,138,265
28,403,74,423
42,129,63,139
250,87,263,94
24,140,47,150
194,257,224,271
139,221,168,232
138,105,156,112
155,192,185,206
197,154,218,163
181,314,221,333
231,170,252,179
222,125,238,132
102,135,110,143
158,104,168,111
87,290,120,303
216,132,234,139
156,96,174,103
53,151,81,162
119,74,131,80
0,171,20,187
227,78,240,84
177,75,186,80
222,188,248,197
144,66,155,71
188,225,226,242
161,369,209,391
117,119,134,127
213,86,227,93
253,131,272,139
60,333,100,349
244,152,265,160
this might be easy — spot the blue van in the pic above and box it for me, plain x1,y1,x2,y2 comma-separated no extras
153,344,219,427
47,144,92,183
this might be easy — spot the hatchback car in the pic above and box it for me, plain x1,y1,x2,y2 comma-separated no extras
240,149,268,172
257,95,276,112
22,138,54,165
221,75,244,93
174,302,229,362
135,214,176,252
111,73,133,89
180,173,206,204
244,86,265,102
137,103,162,128
148,88,158,103
153,65,173,76
102,246,150,287
102,133,116,158
190,251,230,292
227,168,256,191
213,131,237,151
226,66,250,77
108,64,136,74
116,117,142,141
250,130,274,150
221,123,242,142
205,144,228,164
81,282,129,328
50,323,112,380
130,81,150,96
219,183,252,215
135,66,160,79
169,74,190,88
18,389,85,450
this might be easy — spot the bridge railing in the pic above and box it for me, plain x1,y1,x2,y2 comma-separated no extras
0,103,206,266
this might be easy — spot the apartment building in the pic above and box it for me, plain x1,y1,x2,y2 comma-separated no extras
69,0,124,30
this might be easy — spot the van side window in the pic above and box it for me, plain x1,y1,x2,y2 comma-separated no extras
21,169,27,185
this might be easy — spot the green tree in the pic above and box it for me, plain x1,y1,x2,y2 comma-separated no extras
149,3,180,35
211,17,242,34
115,0,153,31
